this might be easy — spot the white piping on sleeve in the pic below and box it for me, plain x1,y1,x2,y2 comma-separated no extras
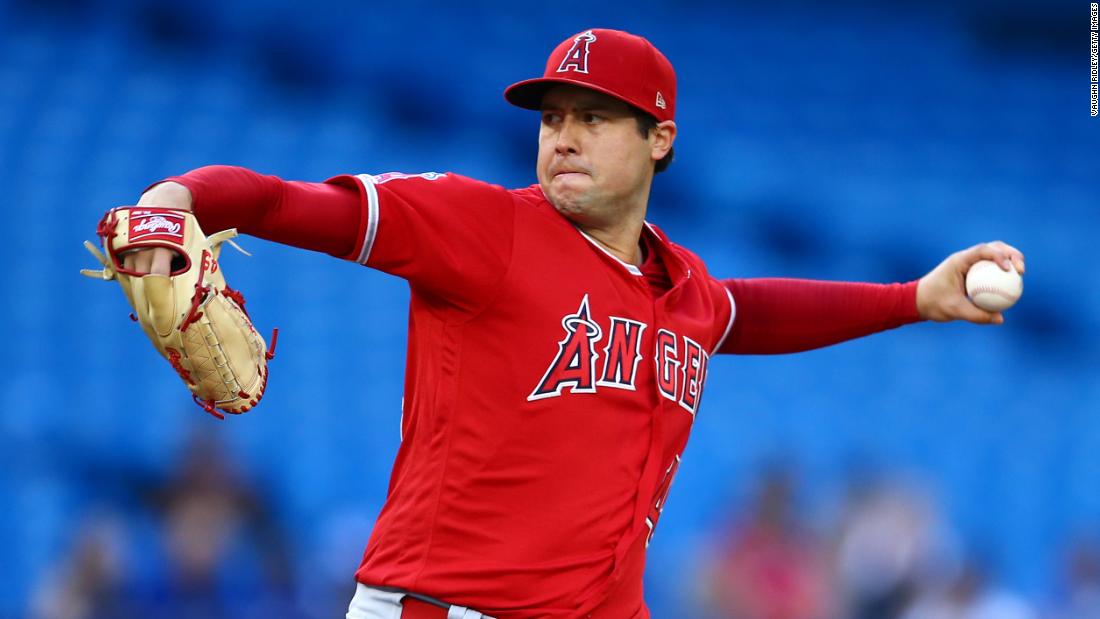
712,285,737,355
354,174,380,265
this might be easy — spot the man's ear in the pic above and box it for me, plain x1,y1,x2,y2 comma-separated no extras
651,120,677,162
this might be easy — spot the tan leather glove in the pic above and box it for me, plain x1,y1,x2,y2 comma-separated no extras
82,207,277,419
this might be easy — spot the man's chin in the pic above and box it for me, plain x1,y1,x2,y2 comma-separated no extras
546,190,587,217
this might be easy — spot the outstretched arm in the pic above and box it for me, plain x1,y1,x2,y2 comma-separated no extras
718,241,1026,355
719,279,922,355
123,165,361,275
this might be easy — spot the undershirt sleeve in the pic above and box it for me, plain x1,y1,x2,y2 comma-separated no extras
160,165,516,313
162,165,361,257
716,278,923,355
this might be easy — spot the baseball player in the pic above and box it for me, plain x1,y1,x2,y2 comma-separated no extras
119,28,1024,619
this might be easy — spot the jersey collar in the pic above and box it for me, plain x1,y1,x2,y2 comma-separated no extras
642,222,692,286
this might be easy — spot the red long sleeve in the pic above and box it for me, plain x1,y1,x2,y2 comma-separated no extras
162,165,362,257
718,278,923,355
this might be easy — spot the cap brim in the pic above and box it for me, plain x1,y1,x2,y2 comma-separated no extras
504,77,652,116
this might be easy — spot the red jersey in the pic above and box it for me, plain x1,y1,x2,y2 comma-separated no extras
171,165,921,619
329,171,729,618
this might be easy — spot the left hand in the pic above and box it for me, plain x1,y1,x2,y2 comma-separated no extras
916,241,1026,324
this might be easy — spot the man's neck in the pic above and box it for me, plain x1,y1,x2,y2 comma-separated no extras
579,218,646,266
545,179,653,266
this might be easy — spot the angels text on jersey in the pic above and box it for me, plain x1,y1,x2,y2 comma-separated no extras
528,294,710,415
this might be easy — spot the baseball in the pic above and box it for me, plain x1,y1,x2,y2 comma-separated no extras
965,259,1023,312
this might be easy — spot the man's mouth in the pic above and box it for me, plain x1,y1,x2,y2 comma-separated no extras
553,169,588,178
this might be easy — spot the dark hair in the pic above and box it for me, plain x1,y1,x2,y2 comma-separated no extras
634,110,674,174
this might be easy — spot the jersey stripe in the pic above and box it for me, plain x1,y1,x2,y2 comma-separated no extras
712,286,737,355
354,173,381,265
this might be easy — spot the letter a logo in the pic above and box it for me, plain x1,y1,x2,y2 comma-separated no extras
557,30,597,74
528,295,603,401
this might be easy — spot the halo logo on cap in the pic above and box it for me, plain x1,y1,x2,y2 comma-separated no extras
556,30,596,74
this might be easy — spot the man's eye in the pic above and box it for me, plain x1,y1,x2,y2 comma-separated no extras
584,113,602,124
542,113,560,124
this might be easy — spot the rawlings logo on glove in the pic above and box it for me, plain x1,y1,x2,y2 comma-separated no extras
129,211,185,241
82,206,277,419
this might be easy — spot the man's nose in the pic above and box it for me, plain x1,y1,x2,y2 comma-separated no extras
554,117,581,155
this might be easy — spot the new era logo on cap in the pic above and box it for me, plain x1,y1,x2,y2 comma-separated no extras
504,28,677,123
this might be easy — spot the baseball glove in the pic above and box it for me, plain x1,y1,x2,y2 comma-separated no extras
81,207,277,419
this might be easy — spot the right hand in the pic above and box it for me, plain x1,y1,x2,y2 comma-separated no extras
915,240,1026,325
124,181,193,276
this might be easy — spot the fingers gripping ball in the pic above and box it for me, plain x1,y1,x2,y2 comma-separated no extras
81,207,277,419
965,259,1023,312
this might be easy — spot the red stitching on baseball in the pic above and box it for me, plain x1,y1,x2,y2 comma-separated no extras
969,286,1015,300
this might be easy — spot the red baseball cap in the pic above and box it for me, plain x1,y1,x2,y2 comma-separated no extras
504,28,676,123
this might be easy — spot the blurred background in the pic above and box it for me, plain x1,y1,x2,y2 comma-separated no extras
2,0,1097,617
